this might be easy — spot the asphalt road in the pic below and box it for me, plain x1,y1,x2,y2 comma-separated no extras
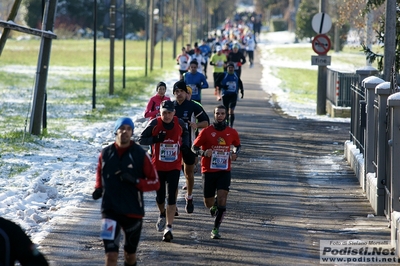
39,46,391,266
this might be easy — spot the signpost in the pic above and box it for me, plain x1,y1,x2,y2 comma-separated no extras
312,34,331,55
311,55,331,66
311,11,332,115
311,12,332,34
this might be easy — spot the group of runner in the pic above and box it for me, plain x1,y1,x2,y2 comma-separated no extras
91,19,260,266
92,82,242,265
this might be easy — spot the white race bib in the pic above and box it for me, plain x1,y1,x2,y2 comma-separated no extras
226,81,237,92
189,84,199,95
100,218,117,240
210,151,229,170
159,143,179,162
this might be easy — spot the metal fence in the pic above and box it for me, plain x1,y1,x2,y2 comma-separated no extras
349,80,365,155
346,64,399,219
327,68,359,107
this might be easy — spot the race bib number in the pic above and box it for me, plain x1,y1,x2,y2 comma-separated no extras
210,151,229,170
100,218,117,240
226,81,237,92
189,84,199,95
159,144,179,162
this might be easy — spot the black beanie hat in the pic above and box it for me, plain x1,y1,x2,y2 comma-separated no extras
156,81,167,91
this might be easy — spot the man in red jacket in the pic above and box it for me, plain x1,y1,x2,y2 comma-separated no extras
138,100,190,242
191,105,241,240
92,117,159,266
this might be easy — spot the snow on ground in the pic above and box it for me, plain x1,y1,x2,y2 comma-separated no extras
0,31,352,244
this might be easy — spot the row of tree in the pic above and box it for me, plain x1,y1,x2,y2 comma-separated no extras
2,0,236,41
1,0,398,73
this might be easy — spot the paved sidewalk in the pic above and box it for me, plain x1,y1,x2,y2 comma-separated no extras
40,45,391,266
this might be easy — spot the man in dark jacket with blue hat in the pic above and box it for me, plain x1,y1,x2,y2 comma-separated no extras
92,117,160,266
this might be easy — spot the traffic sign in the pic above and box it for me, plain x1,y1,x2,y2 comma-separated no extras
311,55,331,66
312,12,332,34
312,34,331,55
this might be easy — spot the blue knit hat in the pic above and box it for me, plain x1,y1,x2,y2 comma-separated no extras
114,117,134,134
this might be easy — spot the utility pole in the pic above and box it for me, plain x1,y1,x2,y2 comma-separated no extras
181,1,184,48
145,0,149,76
92,0,97,109
149,0,154,71
109,0,116,95
316,0,327,115
189,0,193,44
160,0,164,68
29,0,58,135
383,0,396,81
122,0,126,88
173,0,177,59
365,0,373,66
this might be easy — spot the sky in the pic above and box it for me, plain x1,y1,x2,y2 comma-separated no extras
0,31,351,245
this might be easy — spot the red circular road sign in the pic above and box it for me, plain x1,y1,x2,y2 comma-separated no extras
312,34,331,55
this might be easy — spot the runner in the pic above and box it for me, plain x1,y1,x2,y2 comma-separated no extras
186,43,194,56
92,117,159,266
198,39,212,79
185,85,207,176
176,47,191,79
191,105,241,239
215,62,244,127
183,60,209,104
144,81,171,120
245,32,255,67
227,43,246,78
210,46,227,101
138,100,190,242
172,80,209,213
190,48,206,75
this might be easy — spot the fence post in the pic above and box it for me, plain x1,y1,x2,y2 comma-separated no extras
375,82,391,215
363,77,385,175
356,66,379,84
388,92,400,254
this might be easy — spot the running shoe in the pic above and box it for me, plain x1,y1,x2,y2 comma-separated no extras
211,228,221,239
162,227,173,242
182,184,187,190
156,215,166,232
185,197,194,213
210,205,217,217
175,207,179,217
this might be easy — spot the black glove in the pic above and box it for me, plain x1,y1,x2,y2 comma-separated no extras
92,188,103,200
153,131,166,143
240,91,244,99
120,172,139,185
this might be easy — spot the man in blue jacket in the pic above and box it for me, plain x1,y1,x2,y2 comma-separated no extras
215,62,244,127
183,60,209,104
198,39,212,79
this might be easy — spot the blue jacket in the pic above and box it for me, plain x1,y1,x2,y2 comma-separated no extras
199,44,212,60
183,72,209,102
218,72,244,96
